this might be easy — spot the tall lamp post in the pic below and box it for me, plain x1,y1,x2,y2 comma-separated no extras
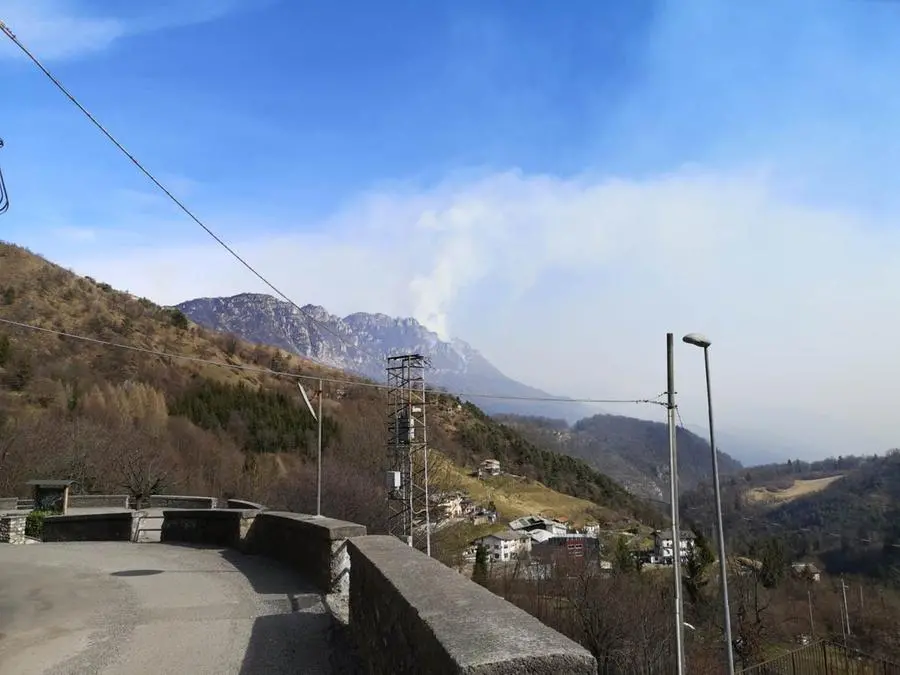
683,333,735,675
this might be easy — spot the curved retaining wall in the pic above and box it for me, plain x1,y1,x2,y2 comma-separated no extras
42,512,134,542
348,535,596,674
68,494,130,509
161,509,366,596
224,498,266,510
161,508,257,550
148,495,218,509
32,500,598,673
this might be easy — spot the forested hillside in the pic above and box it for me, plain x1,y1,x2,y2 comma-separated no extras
0,241,661,538
496,413,742,501
681,452,900,581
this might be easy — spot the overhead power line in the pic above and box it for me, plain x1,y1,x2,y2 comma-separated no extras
0,20,376,359
0,317,664,406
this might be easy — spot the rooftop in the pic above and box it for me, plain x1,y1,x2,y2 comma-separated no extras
484,530,530,541
654,528,696,539
509,515,566,530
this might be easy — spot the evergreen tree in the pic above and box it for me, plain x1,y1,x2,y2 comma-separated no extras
613,536,636,574
683,531,715,606
473,544,489,586
757,538,786,589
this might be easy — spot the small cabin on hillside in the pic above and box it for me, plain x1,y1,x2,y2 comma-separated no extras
479,459,501,476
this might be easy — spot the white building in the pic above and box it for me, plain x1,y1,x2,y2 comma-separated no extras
582,523,600,537
653,528,696,564
791,562,821,582
476,531,532,562
433,492,465,519
479,459,501,476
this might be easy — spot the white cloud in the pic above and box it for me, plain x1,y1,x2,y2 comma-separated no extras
52,166,900,459
0,0,253,62
0,1,125,61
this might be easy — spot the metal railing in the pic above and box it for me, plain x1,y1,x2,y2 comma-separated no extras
739,640,900,675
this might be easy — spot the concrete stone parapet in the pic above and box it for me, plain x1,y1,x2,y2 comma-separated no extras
161,508,258,549
225,498,266,510
42,511,134,542
68,494,130,509
348,535,598,675
0,497,18,511
246,512,366,596
0,512,26,544
148,494,218,509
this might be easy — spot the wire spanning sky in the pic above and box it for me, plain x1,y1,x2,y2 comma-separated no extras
3,0,900,460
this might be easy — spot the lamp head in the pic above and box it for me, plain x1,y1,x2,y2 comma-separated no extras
682,333,711,349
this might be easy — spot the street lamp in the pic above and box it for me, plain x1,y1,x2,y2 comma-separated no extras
682,333,735,675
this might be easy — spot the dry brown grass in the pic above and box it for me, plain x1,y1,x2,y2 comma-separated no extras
745,475,844,506
429,450,612,526
0,241,360,394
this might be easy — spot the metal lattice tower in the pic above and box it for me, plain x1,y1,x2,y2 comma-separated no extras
385,354,431,556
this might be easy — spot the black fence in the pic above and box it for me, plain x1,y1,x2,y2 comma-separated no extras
739,640,900,675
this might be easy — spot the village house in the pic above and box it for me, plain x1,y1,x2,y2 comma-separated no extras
431,491,466,520
653,528,696,564
509,515,568,537
531,534,601,566
581,522,601,537
791,562,821,582
475,531,532,562
479,459,501,476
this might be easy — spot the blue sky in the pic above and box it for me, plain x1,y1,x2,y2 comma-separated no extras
4,0,900,459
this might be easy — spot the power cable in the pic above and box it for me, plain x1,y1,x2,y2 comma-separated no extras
0,316,664,406
0,138,9,215
0,20,375,359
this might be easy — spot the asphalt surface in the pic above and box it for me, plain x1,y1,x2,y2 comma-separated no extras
0,542,348,674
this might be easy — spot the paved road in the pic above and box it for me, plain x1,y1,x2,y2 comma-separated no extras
0,542,348,674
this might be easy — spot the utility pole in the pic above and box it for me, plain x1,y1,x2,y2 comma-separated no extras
0,138,9,215
841,576,851,640
666,333,686,675
807,588,815,638
316,379,323,517
298,380,324,516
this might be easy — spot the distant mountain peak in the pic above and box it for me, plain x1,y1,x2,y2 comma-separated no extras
176,293,593,420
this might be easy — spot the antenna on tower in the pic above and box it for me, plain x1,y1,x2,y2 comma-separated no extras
386,354,431,556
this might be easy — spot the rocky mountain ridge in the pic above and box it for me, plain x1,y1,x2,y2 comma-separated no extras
176,293,595,420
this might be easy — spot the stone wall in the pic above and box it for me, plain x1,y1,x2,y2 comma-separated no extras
225,498,266,510
42,512,134,542
148,495,218,509
63,498,599,673
348,535,597,675
246,512,366,595
0,512,26,544
68,494,130,508
161,509,258,549
0,497,18,510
